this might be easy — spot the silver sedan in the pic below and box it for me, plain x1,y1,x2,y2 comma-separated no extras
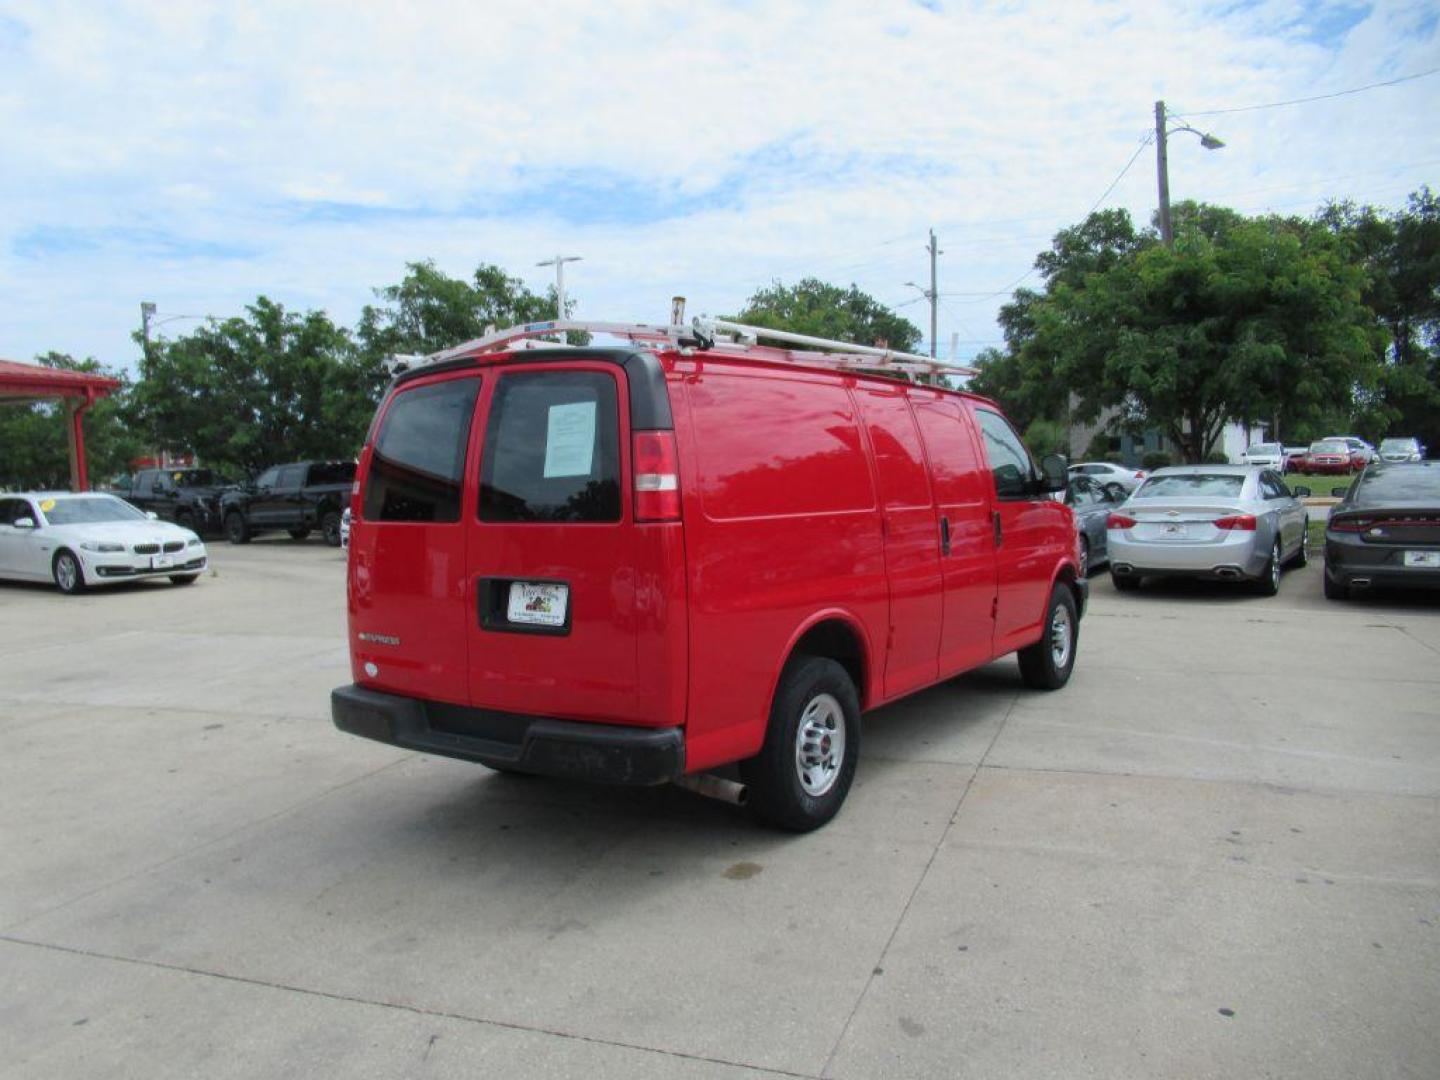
1107,466,1309,595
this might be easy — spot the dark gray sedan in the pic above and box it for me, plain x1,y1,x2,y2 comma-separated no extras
1324,461,1440,599
1064,475,1127,578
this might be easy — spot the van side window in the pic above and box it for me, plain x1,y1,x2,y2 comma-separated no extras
365,377,480,523
480,371,621,523
910,395,986,505
856,388,931,509
975,408,1037,498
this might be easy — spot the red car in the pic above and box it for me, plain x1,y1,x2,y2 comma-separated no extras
331,319,1085,831
1304,439,1354,475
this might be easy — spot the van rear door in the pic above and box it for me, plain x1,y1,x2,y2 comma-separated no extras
349,372,482,707
464,362,643,723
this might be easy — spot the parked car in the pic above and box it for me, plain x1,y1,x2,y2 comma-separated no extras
1069,461,1147,493
340,506,351,549
1283,446,1310,473
1106,466,1309,594
1323,461,1440,600
331,321,1086,832
1241,442,1286,470
1328,436,1376,470
1378,437,1424,464
0,492,207,594
1065,475,1125,577
1302,439,1355,475
110,467,233,535
220,460,356,546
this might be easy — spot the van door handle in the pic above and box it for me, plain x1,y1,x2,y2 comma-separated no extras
939,515,950,556
992,510,1003,548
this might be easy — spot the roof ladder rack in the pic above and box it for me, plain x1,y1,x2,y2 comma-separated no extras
390,316,977,380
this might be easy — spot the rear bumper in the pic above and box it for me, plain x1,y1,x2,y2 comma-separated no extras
331,684,684,785
1108,532,1269,579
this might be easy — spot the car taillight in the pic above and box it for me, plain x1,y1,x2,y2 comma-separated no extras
1106,513,1137,529
1134,471,1146,479
1213,514,1257,531
1328,517,1368,533
633,430,681,522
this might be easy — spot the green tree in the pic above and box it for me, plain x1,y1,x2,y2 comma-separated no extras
355,260,575,381
130,298,369,476
984,204,1382,463
731,278,923,353
0,353,142,490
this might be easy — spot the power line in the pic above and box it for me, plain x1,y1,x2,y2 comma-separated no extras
1173,67,1440,118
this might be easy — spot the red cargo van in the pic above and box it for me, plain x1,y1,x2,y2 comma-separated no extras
333,319,1085,830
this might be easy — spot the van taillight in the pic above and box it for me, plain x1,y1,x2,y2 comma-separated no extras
633,431,681,522
1106,513,1137,529
1213,514,1257,531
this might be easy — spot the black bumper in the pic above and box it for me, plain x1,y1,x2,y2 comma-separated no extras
331,684,684,786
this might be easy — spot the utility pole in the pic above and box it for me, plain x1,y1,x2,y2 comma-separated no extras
927,228,939,359
536,255,583,321
1155,100,1173,247
140,301,156,357
905,230,942,363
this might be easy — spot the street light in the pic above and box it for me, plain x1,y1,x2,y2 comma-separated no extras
1154,100,1225,247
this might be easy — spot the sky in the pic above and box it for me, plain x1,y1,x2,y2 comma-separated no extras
1,0,1437,374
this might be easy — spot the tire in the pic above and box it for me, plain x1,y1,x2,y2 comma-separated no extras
1255,539,1282,596
169,573,200,586
1078,536,1090,579
225,512,250,544
1112,572,1140,592
321,511,342,548
288,528,311,541
53,549,86,595
176,509,195,531
1289,521,1309,568
1323,571,1347,601
1017,583,1079,691
740,656,860,832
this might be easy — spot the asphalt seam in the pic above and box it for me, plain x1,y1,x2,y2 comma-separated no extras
818,691,1020,1079
0,935,814,1079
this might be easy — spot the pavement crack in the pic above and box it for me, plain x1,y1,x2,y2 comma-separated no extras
819,691,1020,1078
0,936,814,1079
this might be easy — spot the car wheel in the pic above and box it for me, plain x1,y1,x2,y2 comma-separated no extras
288,528,311,541
53,550,86,595
1017,583,1079,691
169,574,200,586
1289,522,1309,568
741,656,860,832
1112,572,1140,592
1323,571,1348,601
1255,539,1282,596
1078,536,1090,579
321,511,342,548
225,512,250,544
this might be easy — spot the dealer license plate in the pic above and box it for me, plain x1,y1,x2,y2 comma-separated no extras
1163,524,1187,538
507,582,568,627
1403,550,1440,568
151,555,175,569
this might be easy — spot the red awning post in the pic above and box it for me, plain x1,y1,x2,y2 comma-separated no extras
67,391,97,491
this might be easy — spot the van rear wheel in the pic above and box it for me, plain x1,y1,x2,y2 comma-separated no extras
741,656,860,832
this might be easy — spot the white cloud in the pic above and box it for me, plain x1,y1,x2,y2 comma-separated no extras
0,0,1436,369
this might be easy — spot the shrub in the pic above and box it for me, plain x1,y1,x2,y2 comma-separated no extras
1141,451,1173,470
1204,451,1230,464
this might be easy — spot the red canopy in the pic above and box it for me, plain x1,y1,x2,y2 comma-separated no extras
0,358,122,490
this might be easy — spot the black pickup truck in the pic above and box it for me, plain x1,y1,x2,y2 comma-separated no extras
219,460,356,546
111,468,234,535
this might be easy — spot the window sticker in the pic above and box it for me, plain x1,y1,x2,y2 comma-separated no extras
542,401,597,478
39,499,56,512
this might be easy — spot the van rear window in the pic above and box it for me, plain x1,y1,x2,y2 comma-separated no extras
480,370,621,523
364,378,480,523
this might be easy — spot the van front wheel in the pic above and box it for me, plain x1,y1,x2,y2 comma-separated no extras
742,656,860,832
1017,584,1078,690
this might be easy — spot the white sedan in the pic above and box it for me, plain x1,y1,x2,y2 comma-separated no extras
0,492,208,595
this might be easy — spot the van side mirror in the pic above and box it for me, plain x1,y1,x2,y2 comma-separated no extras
1039,453,1068,493
14,516,36,529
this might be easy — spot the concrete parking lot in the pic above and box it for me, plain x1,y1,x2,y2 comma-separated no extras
3,540,1438,1079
